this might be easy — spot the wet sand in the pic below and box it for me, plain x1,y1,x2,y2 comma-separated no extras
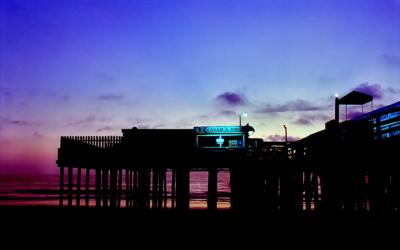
1,206,399,235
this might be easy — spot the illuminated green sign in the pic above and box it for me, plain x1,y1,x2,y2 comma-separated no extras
194,126,246,149
194,126,244,134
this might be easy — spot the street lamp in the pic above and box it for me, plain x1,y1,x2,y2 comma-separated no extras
283,124,288,159
239,112,247,126
283,125,287,143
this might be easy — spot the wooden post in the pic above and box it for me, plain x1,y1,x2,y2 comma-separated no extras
230,167,239,211
117,168,123,208
163,169,167,209
146,169,151,209
158,168,164,208
130,170,134,207
95,168,101,208
176,167,190,211
304,170,312,211
131,169,139,206
102,169,109,208
68,167,73,207
125,169,130,208
85,168,90,207
110,168,117,208
76,167,82,207
59,166,64,207
152,168,159,209
171,169,176,209
208,168,218,212
312,172,320,211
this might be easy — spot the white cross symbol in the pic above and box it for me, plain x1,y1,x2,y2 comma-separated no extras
216,136,224,147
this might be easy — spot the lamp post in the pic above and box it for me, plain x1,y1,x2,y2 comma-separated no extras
335,93,339,123
283,125,287,143
239,112,247,126
283,124,288,159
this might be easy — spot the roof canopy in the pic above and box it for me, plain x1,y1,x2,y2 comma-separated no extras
338,91,373,105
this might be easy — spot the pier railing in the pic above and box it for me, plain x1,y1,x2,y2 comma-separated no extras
57,136,122,168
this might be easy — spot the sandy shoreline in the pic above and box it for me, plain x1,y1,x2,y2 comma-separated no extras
1,206,399,245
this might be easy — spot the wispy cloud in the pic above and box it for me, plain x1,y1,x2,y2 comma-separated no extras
0,117,29,126
98,94,124,101
33,132,43,138
266,134,300,142
96,126,113,132
354,83,384,100
215,91,247,106
382,54,400,66
218,110,238,116
0,87,11,98
0,87,13,104
387,87,400,95
66,115,96,127
92,73,116,85
292,113,331,126
60,94,70,101
293,118,312,125
257,99,323,113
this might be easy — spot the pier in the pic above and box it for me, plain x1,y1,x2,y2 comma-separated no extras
56,92,400,216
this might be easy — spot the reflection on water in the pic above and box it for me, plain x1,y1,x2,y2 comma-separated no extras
189,171,231,209
0,175,60,206
0,171,232,209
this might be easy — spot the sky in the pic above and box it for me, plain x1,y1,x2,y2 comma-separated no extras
0,0,399,174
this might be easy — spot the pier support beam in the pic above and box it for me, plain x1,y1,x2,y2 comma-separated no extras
110,169,117,208
125,169,130,208
163,169,167,209
152,168,159,209
95,169,101,208
102,169,109,208
85,168,90,207
59,166,64,207
117,168,122,208
67,167,73,207
176,167,190,211
208,168,218,212
171,169,176,209
76,168,81,207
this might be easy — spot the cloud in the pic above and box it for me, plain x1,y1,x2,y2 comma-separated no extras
98,94,124,101
354,83,384,100
266,134,300,142
0,117,29,126
215,92,247,106
66,115,96,126
218,110,238,116
60,94,70,101
293,118,312,125
292,113,331,126
96,126,113,132
387,87,400,95
0,87,13,103
33,132,43,138
257,99,322,113
382,54,400,66
0,87,11,98
92,73,116,84
7,120,28,125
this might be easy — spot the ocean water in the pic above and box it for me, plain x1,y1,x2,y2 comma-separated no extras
0,175,60,206
0,171,231,209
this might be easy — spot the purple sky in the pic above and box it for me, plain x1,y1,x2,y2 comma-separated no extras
0,0,399,174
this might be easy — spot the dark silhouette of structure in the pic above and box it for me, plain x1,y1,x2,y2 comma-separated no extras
56,91,400,217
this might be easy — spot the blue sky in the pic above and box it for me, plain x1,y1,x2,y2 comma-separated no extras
0,0,399,173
